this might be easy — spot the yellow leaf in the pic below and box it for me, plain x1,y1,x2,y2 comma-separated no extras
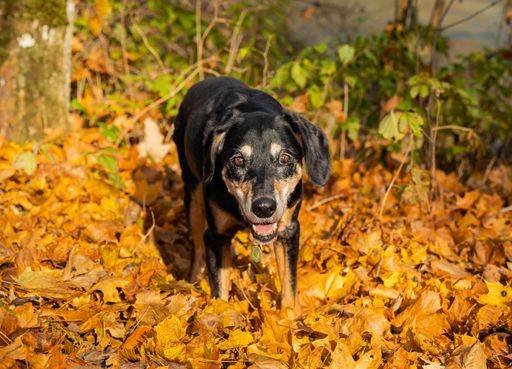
155,315,187,342
478,281,512,306
218,329,253,350
162,343,186,362
15,267,71,298
92,277,129,303
155,315,188,361
14,303,39,328
382,271,401,288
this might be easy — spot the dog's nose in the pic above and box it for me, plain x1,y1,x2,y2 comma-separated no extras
251,197,277,218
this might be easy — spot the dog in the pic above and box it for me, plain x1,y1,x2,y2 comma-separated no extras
173,77,331,313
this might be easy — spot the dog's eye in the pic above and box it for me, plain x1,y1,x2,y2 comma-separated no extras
231,155,245,168
278,153,292,165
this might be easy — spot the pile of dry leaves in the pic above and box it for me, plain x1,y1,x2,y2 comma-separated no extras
0,128,511,369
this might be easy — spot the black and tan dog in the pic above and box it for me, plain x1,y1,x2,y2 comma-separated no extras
173,77,331,313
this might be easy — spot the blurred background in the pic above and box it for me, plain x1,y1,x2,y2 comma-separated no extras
1,0,512,177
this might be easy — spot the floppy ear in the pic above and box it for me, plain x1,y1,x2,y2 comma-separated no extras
284,111,331,186
202,93,246,183
202,122,231,183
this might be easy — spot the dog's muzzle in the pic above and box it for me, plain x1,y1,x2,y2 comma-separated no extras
249,196,279,243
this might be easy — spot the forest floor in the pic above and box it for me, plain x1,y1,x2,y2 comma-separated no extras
0,128,511,369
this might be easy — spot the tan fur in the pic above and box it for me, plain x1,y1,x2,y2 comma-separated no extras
273,240,301,316
270,142,282,157
240,145,253,158
274,164,302,220
189,185,206,282
218,245,232,300
209,201,241,234
278,203,298,233
222,167,254,214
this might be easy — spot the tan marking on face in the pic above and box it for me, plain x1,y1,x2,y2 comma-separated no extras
218,245,232,300
278,203,298,233
189,184,206,282
209,200,241,234
274,164,302,218
273,240,301,317
240,144,252,158
270,142,282,158
221,167,254,218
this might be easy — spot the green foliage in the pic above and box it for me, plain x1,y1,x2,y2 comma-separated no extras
73,1,511,171
97,150,124,189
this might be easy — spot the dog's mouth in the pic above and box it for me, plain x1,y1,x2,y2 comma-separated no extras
250,222,278,244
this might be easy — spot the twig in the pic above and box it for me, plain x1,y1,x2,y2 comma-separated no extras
378,137,413,219
430,98,441,199
196,0,220,80
0,330,12,344
195,0,204,80
500,206,512,214
438,0,456,27
481,157,496,186
432,125,477,135
225,9,250,74
339,81,349,160
130,66,201,124
440,0,503,31
261,35,273,87
201,0,220,42
142,210,155,243
120,1,129,75
132,23,166,72
308,194,348,211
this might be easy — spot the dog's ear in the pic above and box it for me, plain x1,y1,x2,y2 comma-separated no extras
284,111,331,186
203,93,246,183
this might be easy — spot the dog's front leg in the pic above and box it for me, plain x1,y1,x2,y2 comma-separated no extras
274,219,301,317
204,229,232,300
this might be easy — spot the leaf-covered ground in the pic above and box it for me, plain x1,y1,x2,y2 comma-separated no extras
1,131,511,369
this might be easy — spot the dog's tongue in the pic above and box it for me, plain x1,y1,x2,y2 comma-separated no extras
252,223,276,236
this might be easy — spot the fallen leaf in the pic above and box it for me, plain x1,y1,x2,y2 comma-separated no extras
137,118,171,162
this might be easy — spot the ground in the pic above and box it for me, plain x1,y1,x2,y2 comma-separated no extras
0,128,511,369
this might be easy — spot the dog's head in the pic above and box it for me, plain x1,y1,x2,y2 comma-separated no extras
204,108,331,243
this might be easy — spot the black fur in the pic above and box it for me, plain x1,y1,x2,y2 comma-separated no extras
173,76,331,301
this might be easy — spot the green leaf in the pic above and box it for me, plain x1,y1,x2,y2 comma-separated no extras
13,152,37,175
405,112,424,137
313,43,327,53
291,62,308,88
320,59,336,76
410,85,420,99
251,245,262,264
345,116,361,141
337,45,355,65
419,85,430,98
270,64,291,89
344,75,357,88
308,85,324,109
378,111,403,141
97,153,125,189
237,46,251,61
99,123,121,142
97,153,118,174
70,99,85,112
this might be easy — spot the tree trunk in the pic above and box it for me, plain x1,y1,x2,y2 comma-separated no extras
0,0,73,142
